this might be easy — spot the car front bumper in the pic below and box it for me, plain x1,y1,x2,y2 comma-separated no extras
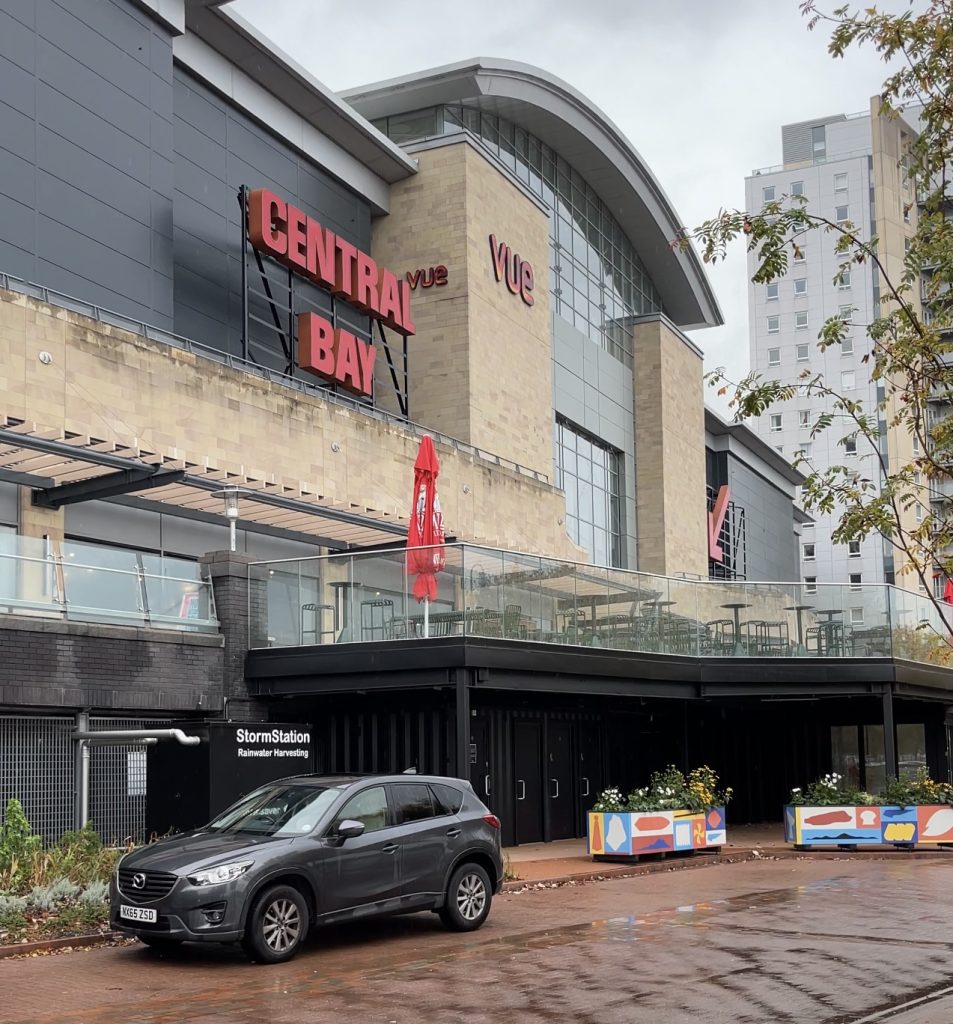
109,877,247,943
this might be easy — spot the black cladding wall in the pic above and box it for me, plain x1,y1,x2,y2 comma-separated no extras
0,0,175,325
0,0,373,365
171,68,372,368
708,447,801,583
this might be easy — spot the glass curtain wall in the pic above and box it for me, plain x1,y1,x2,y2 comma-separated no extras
554,419,623,566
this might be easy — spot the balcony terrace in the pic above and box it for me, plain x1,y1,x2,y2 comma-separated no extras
249,543,951,666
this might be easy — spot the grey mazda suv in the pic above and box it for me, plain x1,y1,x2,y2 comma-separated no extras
110,773,503,963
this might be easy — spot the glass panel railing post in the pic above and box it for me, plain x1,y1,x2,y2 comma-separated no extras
296,561,303,646
458,545,465,639
135,555,149,626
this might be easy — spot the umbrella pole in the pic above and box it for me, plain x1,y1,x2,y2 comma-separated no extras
423,597,430,638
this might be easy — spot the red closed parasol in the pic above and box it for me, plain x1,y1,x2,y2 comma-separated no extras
407,436,445,635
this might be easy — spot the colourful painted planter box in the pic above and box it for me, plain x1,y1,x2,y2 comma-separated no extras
784,804,953,847
587,807,726,857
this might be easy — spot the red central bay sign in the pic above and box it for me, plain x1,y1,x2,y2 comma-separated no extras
246,188,415,396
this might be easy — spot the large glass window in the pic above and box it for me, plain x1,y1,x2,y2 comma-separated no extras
375,106,664,366
554,418,623,567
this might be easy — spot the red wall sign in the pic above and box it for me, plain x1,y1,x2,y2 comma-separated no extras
246,188,415,397
708,485,730,562
489,234,534,306
406,266,448,289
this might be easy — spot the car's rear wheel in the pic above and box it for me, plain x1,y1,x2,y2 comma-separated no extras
242,884,308,964
439,863,492,932
138,935,183,952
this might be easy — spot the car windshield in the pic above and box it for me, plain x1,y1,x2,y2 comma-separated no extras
205,784,341,837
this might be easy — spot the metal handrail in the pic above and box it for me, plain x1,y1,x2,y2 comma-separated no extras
0,544,217,628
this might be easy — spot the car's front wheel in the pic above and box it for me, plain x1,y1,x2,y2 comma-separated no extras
439,863,492,932
242,884,309,964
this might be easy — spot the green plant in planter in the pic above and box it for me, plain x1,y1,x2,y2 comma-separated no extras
593,766,732,813
881,767,953,807
789,768,953,807
591,787,625,813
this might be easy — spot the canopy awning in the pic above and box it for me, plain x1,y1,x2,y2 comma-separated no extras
0,419,407,550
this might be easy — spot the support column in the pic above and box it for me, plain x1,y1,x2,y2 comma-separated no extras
882,687,898,778
73,711,90,830
199,550,266,723
454,667,470,780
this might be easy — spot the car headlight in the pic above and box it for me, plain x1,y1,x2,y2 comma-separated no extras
187,860,254,886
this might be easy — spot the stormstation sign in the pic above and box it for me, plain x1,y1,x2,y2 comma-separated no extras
235,726,312,760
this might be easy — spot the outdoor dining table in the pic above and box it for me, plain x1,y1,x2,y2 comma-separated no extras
784,603,814,655
813,609,847,655
720,601,751,655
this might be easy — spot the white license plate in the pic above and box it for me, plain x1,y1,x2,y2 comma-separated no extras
120,905,157,923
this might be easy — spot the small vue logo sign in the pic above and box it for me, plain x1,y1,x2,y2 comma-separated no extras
406,266,448,289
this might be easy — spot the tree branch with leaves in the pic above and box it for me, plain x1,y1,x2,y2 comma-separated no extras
675,0,953,644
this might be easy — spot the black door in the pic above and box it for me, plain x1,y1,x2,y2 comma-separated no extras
547,722,575,840
468,717,492,807
577,725,603,834
514,721,543,844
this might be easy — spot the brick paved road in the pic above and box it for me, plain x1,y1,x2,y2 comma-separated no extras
4,858,953,1024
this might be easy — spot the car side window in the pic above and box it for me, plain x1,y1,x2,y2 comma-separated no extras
392,783,436,824
332,785,389,834
430,783,463,816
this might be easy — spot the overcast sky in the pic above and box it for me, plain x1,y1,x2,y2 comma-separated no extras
234,0,892,412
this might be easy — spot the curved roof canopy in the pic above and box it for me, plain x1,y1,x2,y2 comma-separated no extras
343,58,722,331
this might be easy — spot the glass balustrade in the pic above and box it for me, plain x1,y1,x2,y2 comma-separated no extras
247,543,953,670
0,534,216,632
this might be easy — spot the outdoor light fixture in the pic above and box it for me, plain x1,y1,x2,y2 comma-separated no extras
211,486,252,552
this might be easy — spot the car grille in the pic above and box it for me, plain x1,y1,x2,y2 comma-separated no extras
117,869,178,903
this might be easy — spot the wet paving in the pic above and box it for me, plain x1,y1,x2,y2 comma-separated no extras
4,857,953,1023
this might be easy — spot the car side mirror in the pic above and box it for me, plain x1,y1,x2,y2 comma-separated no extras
336,819,365,841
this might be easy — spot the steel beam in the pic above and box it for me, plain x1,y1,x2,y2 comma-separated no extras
33,468,186,508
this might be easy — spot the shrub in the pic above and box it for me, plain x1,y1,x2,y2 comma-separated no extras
0,799,42,889
0,802,126,896
78,880,109,905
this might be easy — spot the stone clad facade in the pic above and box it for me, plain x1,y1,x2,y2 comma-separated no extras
373,139,554,482
0,289,576,560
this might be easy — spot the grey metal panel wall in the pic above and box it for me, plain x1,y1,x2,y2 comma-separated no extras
725,458,800,582
171,68,372,361
0,0,175,326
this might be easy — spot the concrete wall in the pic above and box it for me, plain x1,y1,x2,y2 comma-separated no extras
632,315,707,576
0,288,580,560
872,101,925,589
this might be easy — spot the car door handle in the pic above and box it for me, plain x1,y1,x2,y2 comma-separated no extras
382,844,399,854
446,828,461,838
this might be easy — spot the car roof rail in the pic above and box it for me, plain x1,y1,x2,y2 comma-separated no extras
402,766,417,775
